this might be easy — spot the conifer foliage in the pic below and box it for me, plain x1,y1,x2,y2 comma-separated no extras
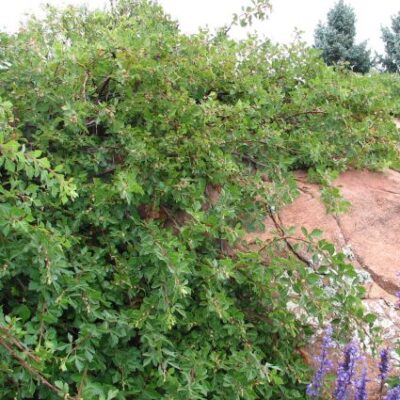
381,12,400,73
314,0,372,73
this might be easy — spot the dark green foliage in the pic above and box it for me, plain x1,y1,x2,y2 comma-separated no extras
374,72,400,116
314,0,372,73
0,1,398,398
381,12,400,73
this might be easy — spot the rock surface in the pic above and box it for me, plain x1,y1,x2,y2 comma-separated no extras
248,168,400,398
249,169,400,303
286,170,400,300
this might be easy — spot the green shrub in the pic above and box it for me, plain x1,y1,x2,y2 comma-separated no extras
0,1,398,398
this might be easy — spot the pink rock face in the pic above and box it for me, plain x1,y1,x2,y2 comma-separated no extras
246,169,400,351
335,170,400,294
282,170,400,297
274,169,400,399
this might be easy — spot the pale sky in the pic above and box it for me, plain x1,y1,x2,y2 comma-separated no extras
1,0,399,53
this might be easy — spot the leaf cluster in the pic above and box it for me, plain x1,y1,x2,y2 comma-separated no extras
0,1,398,398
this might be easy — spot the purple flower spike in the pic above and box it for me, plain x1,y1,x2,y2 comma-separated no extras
354,367,368,400
379,348,390,382
395,291,400,309
384,385,400,400
333,341,360,400
379,348,390,395
306,325,334,398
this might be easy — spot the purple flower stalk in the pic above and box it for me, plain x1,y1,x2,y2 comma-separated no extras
306,325,334,398
333,341,360,400
379,348,390,395
395,291,400,309
354,367,368,400
379,349,390,380
384,385,400,400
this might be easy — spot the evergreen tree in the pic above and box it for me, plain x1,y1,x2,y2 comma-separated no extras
381,12,400,73
314,0,372,73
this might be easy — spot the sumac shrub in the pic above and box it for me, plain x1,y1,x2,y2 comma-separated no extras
0,1,398,398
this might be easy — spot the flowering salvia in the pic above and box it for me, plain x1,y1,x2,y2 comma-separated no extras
379,349,390,382
379,348,390,396
395,273,400,308
307,274,399,398
354,367,368,400
384,385,400,400
333,341,360,400
306,325,334,398
306,326,396,400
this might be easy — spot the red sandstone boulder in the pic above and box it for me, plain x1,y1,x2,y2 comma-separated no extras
264,169,400,398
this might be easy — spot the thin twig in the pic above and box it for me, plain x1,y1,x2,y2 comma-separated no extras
232,152,268,169
268,210,313,267
82,71,90,100
0,337,61,395
160,206,180,229
77,368,88,399
37,302,47,349
0,326,41,363
275,109,326,122
252,234,313,254
91,166,118,178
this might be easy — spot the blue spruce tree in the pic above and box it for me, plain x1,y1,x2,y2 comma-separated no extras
381,12,400,73
314,0,372,73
